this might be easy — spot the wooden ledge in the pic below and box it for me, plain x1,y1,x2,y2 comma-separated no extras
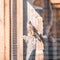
51,0,60,4
51,0,60,8
54,4,60,8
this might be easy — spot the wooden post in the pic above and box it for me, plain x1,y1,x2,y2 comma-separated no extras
0,0,4,60
4,0,11,60
17,0,23,60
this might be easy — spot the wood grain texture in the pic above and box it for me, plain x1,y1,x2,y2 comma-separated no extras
17,0,23,60
0,0,4,60
4,0,11,60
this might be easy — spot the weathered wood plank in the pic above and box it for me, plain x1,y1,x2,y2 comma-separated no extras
4,0,11,60
17,0,23,60
0,0,4,60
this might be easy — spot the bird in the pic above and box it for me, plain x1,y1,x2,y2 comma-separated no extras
27,21,43,41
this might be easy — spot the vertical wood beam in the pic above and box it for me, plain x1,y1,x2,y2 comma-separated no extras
17,0,23,60
4,0,11,60
0,0,4,60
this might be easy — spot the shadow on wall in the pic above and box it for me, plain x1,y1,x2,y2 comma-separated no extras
11,0,17,60
23,0,27,60
23,0,27,35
